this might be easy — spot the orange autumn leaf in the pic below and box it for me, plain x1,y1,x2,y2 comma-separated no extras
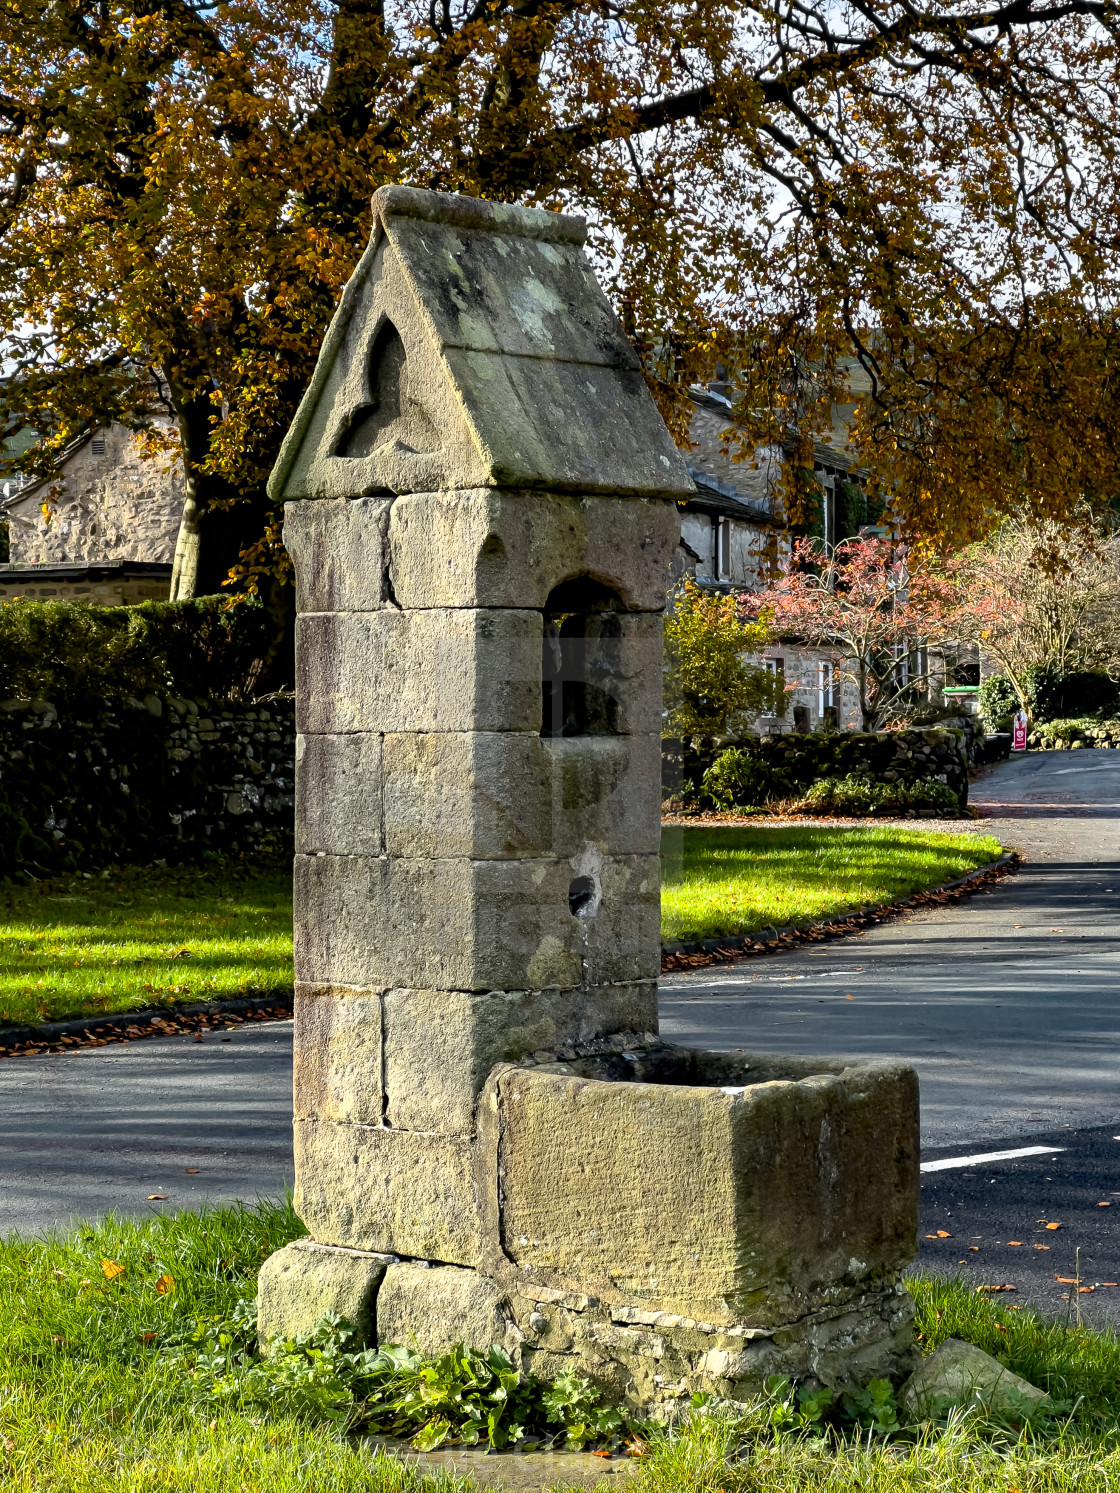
1045,1222,1062,1230
154,1274,176,1295
101,1259,125,1280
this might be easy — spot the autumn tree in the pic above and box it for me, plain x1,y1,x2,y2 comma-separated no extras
952,514,1120,718
740,536,958,730
664,580,783,741
8,0,1120,617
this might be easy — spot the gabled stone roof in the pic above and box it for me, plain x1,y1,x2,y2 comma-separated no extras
269,186,695,501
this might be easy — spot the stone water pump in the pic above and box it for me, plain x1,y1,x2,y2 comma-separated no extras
259,185,920,1411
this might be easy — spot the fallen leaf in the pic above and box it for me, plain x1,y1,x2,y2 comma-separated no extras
101,1259,125,1280
147,1194,168,1201
1101,1282,1119,1287
976,1284,1016,1293
592,1450,612,1458
1007,1241,1023,1247
937,1230,952,1238
185,1168,200,1174
969,1246,980,1252
1034,1245,1050,1251
845,994,854,1000
1045,1222,1062,1230
1056,1276,1079,1283
154,1274,175,1295
1080,1286,1095,1293
1100,1201,1111,1207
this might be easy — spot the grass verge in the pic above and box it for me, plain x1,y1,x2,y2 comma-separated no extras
0,826,1003,1027
0,858,292,1027
661,824,1004,943
2,1201,1119,1491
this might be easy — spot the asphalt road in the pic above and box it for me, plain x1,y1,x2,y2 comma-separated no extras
1,749,1118,1324
0,1019,294,1237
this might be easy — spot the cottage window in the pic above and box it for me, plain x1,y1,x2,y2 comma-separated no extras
91,432,106,455
716,518,732,581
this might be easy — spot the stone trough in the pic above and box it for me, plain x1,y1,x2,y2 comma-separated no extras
258,183,920,1414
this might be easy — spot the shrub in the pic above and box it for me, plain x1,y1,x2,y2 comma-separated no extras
978,667,1120,727
977,673,1019,728
663,581,784,742
700,748,784,809
0,594,273,706
795,774,960,816
1026,665,1119,722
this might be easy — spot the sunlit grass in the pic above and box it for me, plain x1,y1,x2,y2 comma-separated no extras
0,1199,472,1493
0,859,292,1027
660,824,1004,943
0,828,1006,1026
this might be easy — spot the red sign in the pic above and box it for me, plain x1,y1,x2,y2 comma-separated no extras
1012,710,1028,752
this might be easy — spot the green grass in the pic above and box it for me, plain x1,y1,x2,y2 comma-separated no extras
0,1199,472,1492
2,1202,1120,1492
661,824,1004,943
0,859,293,1027
0,825,1004,1026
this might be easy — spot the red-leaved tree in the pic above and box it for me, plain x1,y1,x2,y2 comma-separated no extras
739,538,959,731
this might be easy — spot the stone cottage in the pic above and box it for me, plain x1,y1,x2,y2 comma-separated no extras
677,381,869,732
0,418,183,604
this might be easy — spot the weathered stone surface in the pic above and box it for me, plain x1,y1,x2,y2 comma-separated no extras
382,983,658,1134
296,609,543,735
490,1050,919,1327
382,733,661,860
388,491,680,611
258,1238,392,1349
511,1279,918,1415
283,496,391,613
269,187,694,502
294,851,660,992
294,1119,482,1265
293,985,384,1123
899,1338,1053,1421
296,733,382,855
376,1262,516,1354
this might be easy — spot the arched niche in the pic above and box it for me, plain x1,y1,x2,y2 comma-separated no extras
541,576,625,738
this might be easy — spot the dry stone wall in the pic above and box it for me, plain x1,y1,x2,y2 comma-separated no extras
0,694,294,875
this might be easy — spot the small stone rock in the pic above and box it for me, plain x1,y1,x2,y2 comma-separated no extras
899,1338,1052,1421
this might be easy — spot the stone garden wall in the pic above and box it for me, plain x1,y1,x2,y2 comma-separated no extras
0,694,294,876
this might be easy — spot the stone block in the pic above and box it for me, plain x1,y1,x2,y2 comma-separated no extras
376,1262,516,1354
388,491,680,611
492,1049,919,1327
258,1238,392,1349
293,984,383,1123
294,1118,482,1265
295,608,542,735
283,496,391,613
295,733,382,855
382,983,658,1134
294,852,661,992
382,732,661,859
899,1338,1053,1420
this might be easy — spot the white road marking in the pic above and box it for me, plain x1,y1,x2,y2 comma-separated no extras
920,1145,1066,1174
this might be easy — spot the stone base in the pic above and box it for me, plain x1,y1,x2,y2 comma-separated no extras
258,1238,395,1349
258,1245,918,1415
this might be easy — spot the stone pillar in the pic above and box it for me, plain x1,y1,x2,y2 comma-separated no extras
259,186,920,1412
